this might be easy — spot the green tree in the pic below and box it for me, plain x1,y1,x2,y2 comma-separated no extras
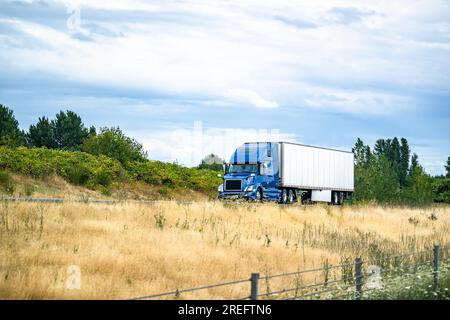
352,138,372,167
374,139,386,156
399,138,410,187
433,177,450,204
51,110,89,150
88,126,96,137
26,116,56,148
198,154,224,171
403,165,434,205
0,104,25,147
82,127,147,165
410,153,419,175
446,156,450,178
391,138,401,164
354,155,400,203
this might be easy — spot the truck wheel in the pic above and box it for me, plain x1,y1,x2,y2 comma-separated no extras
288,189,294,204
280,189,288,204
256,188,263,202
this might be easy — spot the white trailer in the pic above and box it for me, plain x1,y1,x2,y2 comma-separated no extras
280,142,354,204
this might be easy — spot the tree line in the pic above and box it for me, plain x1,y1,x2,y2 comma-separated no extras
0,104,147,166
352,137,449,205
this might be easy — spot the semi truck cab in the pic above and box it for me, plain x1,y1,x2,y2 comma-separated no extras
218,142,286,202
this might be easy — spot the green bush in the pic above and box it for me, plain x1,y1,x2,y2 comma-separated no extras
126,160,221,196
66,166,91,185
95,168,113,187
0,147,221,197
0,147,124,190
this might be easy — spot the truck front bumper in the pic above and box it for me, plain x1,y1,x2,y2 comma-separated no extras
218,191,256,200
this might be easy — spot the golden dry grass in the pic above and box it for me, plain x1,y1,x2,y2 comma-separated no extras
0,201,449,299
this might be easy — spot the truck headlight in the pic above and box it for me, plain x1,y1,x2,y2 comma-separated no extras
245,185,254,192
218,184,224,192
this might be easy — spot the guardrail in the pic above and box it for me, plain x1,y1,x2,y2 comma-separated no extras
130,244,450,300
0,196,192,205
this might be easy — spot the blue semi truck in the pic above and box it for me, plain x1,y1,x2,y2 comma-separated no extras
217,142,354,204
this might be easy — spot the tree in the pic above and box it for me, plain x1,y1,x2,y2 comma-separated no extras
353,155,400,203
446,156,450,178
433,177,450,204
410,153,419,175
26,116,56,148
399,138,410,187
374,139,386,156
391,138,401,164
82,127,147,165
88,126,96,137
198,154,224,171
51,110,89,150
352,138,372,167
403,165,434,205
0,104,25,147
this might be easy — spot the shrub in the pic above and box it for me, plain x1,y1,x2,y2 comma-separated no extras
95,168,113,187
0,147,221,197
0,147,124,190
66,166,91,185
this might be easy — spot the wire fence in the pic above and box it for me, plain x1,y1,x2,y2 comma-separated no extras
130,244,450,300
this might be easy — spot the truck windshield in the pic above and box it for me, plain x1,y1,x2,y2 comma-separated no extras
228,164,258,174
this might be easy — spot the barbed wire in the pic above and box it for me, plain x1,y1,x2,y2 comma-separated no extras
131,277,250,300
128,244,448,300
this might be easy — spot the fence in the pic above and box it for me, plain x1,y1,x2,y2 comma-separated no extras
131,244,450,300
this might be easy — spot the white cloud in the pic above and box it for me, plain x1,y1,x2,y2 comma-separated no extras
225,89,279,109
1,0,450,115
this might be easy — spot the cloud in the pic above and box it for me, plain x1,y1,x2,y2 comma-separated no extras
1,0,449,116
225,89,279,109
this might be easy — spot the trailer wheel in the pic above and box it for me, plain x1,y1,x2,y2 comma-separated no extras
288,189,294,204
280,189,288,204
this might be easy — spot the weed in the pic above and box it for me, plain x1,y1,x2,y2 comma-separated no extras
154,211,166,229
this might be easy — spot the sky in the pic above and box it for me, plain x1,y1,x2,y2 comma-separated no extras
0,0,449,175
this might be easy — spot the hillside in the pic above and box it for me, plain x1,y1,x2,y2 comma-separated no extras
0,146,221,201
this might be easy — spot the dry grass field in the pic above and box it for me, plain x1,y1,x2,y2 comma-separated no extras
0,200,449,299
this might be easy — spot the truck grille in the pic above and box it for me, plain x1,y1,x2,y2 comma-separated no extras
225,179,242,191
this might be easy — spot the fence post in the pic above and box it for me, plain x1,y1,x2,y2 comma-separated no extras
250,273,260,300
355,257,363,300
433,245,440,293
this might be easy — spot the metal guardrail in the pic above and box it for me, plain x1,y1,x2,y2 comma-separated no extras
130,245,450,300
0,196,192,205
